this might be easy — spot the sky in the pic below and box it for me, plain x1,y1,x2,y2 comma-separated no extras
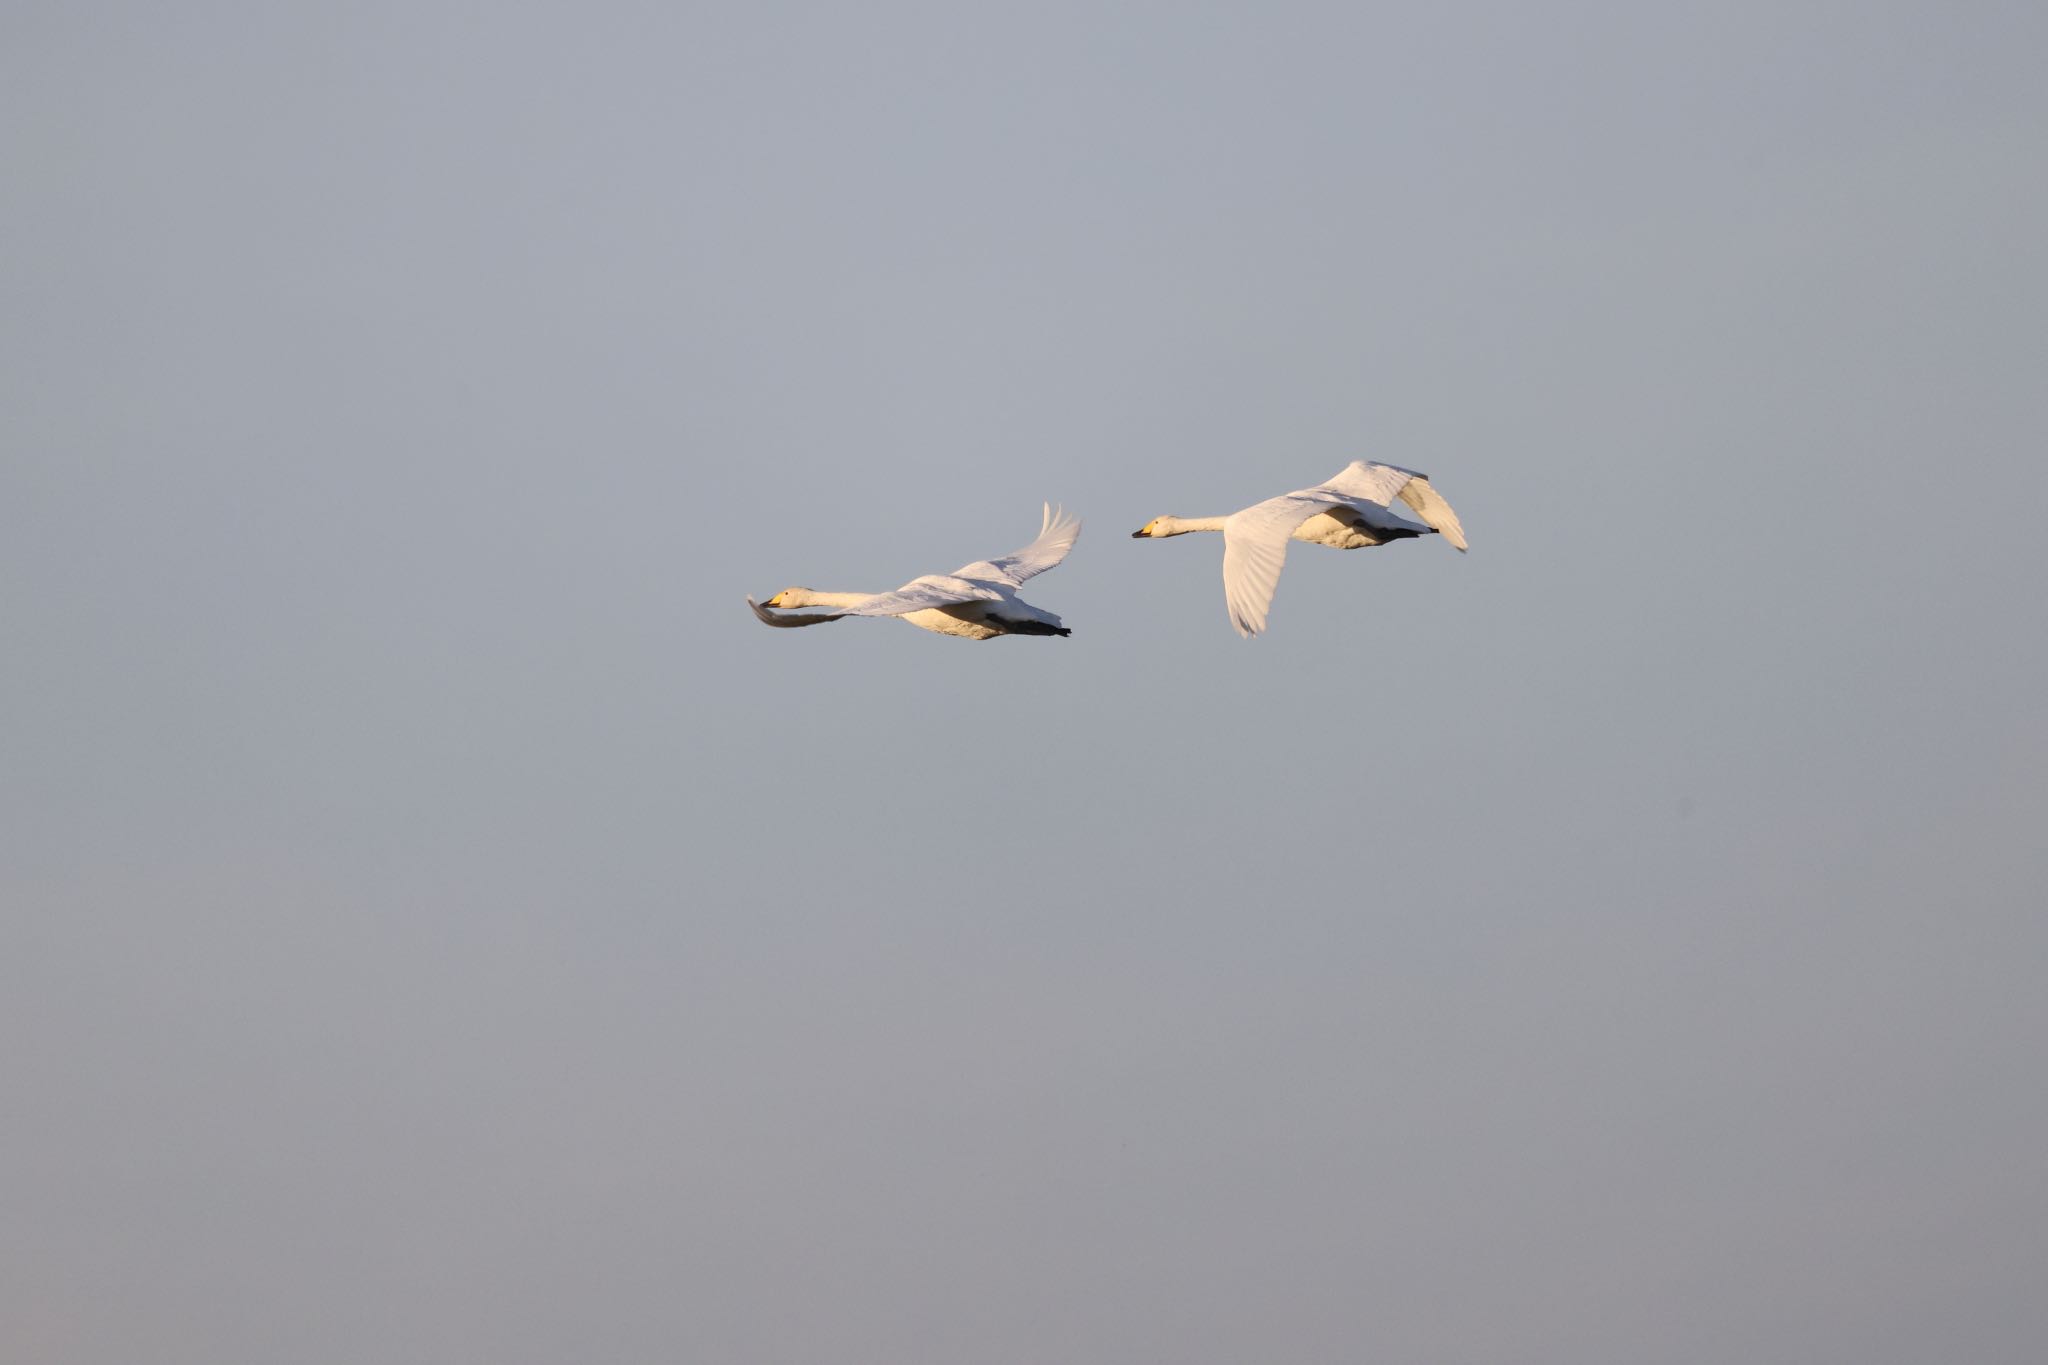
4,3,2046,1362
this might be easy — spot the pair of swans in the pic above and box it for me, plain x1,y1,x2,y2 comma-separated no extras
749,461,1467,640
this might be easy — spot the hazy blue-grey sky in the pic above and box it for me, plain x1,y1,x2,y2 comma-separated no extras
5,3,2046,1362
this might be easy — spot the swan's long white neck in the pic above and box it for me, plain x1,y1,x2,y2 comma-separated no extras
776,589,871,608
1151,515,1228,536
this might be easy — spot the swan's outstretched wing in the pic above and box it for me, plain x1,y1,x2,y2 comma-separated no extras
1316,460,1415,505
1320,461,1467,550
833,504,1077,617
747,596,845,627
951,504,1083,587
1220,492,1342,638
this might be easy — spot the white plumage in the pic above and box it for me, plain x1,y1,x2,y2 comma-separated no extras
1132,461,1467,638
749,504,1081,641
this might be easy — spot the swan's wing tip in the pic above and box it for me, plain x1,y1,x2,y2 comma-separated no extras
1393,475,1468,549
973,502,1082,585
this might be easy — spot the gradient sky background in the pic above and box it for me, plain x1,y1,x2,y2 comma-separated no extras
6,3,2047,1362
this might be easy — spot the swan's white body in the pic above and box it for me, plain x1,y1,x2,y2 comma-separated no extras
750,504,1080,641
1133,461,1467,638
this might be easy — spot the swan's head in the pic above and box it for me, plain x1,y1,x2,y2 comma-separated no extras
1131,516,1176,538
762,587,808,608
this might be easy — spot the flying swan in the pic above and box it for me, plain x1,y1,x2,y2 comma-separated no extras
749,503,1081,640
1131,461,1467,638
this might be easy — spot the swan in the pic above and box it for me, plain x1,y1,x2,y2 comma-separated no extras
749,503,1080,640
1131,461,1467,637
